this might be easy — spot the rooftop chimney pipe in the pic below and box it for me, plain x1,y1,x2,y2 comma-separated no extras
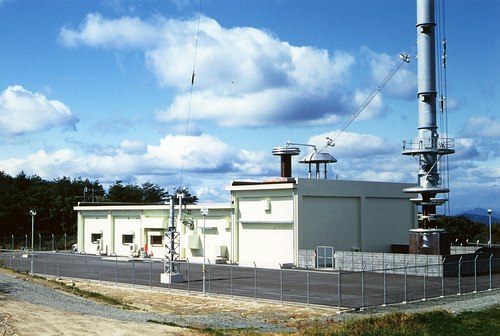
272,146,300,178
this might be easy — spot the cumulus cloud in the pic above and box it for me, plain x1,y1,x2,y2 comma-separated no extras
0,133,268,187
294,131,415,184
0,85,78,136
59,13,162,49
362,47,416,100
308,131,399,158
59,14,377,128
460,116,500,138
119,140,146,155
151,18,357,127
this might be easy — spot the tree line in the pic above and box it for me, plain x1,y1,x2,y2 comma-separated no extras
1,170,497,248
437,216,499,246
0,171,197,237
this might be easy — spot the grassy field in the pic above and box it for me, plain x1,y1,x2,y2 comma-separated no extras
300,305,500,336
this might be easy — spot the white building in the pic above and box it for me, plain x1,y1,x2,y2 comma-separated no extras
75,203,232,263
74,178,416,268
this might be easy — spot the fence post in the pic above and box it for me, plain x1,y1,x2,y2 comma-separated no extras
361,265,365,309
132,257,135,288
71,252,74,281
489,254,493,291
280,267,283,303
383,264,387,306
306,265,310,306
457,256,463,295
208,259,212,295
44,250,47,277
337,268,342,311
473,254,479,293
85,253,88,281
423,261,427,301
115,255,118,286
57,252,60,277
441,257,446,298
230,264,234,298
403,261,409,303
253,262,257,300
100,256,102,284
187,260,191,294
149,258,152,290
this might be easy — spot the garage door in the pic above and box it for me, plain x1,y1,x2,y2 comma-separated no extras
238,223,293,268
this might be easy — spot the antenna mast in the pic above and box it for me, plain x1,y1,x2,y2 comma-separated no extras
402,0,454,254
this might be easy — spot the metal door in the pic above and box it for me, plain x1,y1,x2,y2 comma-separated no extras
316,246,334,268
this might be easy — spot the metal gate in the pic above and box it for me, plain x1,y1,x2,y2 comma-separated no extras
316,246,334,268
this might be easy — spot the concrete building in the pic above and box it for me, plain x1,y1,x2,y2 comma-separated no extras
74,178,416,268
229,178,417,267
75,203,232,263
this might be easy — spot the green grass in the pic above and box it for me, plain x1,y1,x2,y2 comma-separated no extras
302,305,500,336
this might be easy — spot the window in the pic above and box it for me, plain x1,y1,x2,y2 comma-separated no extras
91,233,102,243
122,234,133,244
150,235,162,246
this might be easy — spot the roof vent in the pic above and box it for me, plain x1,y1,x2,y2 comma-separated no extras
272,146,300,178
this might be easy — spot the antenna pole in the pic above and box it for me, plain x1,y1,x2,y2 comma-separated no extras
403,0,455,255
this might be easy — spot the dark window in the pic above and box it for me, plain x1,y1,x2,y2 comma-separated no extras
91,233,102,243
150,235,162,246
122,234,133,244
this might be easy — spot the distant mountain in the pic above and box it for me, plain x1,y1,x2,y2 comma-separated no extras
458,208,499,224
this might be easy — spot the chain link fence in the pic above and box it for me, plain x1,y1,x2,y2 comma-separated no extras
1,235,77,252
1,249,498,309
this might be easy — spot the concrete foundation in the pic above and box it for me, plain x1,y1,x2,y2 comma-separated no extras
160,272,184,284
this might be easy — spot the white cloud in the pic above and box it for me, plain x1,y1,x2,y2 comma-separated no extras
0,85,78,136
145,134,233,171
60,14,362,128
460,116,500,138
364,47,417,100
308,131,399,158
59,13,162,49
296,131,415,184
0,133,266,190
119,140,146,154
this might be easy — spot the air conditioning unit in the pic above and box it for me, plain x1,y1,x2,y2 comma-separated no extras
129,244,137,253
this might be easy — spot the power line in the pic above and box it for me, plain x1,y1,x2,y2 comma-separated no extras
328,47,415,146
179,0,203,190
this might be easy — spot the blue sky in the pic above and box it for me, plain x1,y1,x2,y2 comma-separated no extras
0,0,498,215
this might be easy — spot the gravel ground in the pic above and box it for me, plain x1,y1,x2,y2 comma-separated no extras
1,268,499,334
0,272,293,333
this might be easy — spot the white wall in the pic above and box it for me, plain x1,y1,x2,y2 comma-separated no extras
113,217,140,256
75,204,232,261
230,184,295,267
238,223,293,267
180,208,232,263
82,217,109,254
296,179,417,253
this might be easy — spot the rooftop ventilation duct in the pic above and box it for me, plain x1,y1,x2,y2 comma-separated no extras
272,146,300,178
